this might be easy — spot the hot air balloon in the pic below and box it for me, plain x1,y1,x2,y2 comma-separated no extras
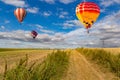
14,8,26,23
76,2,100,33
31,30,38,39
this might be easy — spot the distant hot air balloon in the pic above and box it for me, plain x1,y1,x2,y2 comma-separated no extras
14,8,26,23
76,2,100,33
31,30,38,39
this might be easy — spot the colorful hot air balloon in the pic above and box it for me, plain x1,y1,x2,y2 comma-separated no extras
31,30,38,39
14,8,26,23
76,2,100,33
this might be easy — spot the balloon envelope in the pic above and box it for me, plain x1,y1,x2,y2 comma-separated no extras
76,2,100,30
14,8,26,23
31,30,38,39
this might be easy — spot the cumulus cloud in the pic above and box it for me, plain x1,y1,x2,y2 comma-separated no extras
1,0,27,7
59,11,68,18
53,10,120,48
26,7,39,14
4,20,10,24
40,0,76,4
34,24,54,34
43,11,51,17
59,0,76,4
35,24,44,29
54,19,82,29
0,10,120,48
0,26,6,32
87,11,120,47
28,24,54,34
100,0,120,7
40,0,55,4
0,30,63,43
0,29,72,48
0,26,5,30
39,29,54,34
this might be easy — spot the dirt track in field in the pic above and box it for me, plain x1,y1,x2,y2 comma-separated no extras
62,50,119,80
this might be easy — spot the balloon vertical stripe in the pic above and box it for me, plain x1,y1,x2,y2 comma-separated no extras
14,8,26,23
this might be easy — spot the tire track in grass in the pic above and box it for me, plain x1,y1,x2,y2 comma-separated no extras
62,50,104,80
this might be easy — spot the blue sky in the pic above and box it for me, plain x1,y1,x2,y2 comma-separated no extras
0,0,120,48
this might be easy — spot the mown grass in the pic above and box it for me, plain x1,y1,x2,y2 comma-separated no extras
76,48,120,78
2,50,69,80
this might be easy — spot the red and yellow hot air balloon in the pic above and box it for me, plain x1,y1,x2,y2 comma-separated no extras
14,8,26,23
31,30,38,39
76,2,100,33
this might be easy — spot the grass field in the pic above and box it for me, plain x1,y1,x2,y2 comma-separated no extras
87,48,120,55
0,48,120,80
103,48,120,55
0,49,53,79
0,49,69,80
77,48,120,79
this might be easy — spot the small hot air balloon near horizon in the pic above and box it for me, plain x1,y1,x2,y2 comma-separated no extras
14,8,26,23
31,30,38,39
76,2,100,33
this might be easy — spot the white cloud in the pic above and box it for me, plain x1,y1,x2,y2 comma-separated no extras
1,10,120,48
35,24,43,29
59,0,76,4
40,0,76,4
0,30,65,48
54,19,82,29
26,7,39,14
4,20,10,24
34,24,54,34
29,24,54,34
100,8,106,13
0,26,5,31
40,0,55,4
43,11,51,17
100,0,120,7
40,29,54,34
57,10,120,48
1,0,27,7
59,11,68,18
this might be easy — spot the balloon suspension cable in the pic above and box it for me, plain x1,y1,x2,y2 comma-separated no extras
87,29,89,34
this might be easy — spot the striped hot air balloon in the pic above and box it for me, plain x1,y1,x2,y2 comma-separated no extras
14,8,26,23
76,2,100,33
31,30,38,39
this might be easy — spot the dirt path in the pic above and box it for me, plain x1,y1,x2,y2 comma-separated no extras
62,50,105,80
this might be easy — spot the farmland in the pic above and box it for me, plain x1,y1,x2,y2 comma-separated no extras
0,49,53,79
0,48,120,80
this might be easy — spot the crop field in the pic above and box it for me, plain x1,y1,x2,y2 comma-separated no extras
87,48,120,55
0,49,53,79
76,48,120,80
0,49,69,80
103,48,120,55
0,48,120,80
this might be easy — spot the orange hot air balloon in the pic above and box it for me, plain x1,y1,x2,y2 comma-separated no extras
76,2,100,33
14,8,26,23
